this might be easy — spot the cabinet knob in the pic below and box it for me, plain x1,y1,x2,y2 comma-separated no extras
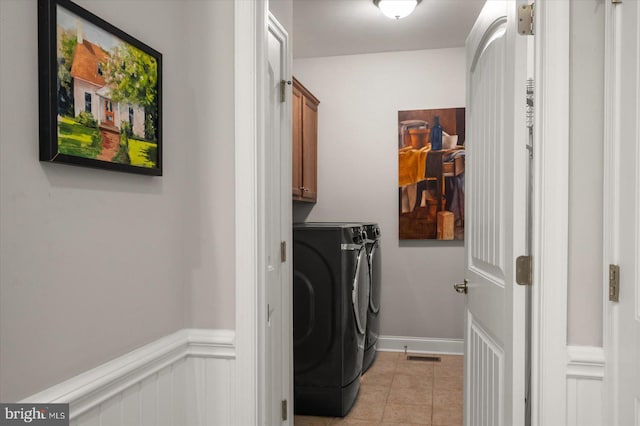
301,186,309,192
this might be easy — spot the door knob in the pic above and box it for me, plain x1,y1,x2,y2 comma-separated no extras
454,279,468,294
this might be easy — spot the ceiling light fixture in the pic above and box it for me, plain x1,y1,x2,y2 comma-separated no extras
373,0,421,20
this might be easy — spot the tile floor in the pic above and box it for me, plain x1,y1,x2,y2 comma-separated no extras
294,351,463,426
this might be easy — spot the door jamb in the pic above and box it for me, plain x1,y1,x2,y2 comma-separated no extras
530,1,570,425
602,1,622,425
234,0,267,424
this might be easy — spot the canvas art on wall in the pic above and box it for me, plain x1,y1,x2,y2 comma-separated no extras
398,108,466,240
38,0,162,175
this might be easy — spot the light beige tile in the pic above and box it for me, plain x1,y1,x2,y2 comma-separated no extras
367,358,398,375
330,417,380,425
346,385,388,421
433,376,463,393
382,402,431,425
391,373,433,391
394,358,435,377
432,388,463,411
438,354,463,366
358,384,389,400
434,355,463,378
376,351,400,362
380,423,419,426
361,370,395,387
347,398,386,421
431,404,463,426
387,384,432,407
294,415,334,425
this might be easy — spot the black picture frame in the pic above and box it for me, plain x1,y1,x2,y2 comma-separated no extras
38,0,162,176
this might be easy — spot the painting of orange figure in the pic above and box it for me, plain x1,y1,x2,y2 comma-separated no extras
398,108,465,240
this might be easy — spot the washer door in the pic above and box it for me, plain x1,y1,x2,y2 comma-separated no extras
368,241,381,313
352,247,370,335
292,240,336,376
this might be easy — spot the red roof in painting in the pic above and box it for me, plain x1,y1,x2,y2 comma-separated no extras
70,40,108,86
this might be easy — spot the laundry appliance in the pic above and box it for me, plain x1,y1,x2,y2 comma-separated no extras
361,223,381,373
293,223,370,417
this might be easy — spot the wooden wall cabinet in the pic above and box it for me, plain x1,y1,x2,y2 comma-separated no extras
292,77,319,202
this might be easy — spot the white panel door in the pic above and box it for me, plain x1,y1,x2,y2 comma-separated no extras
265,14,292,426
615,1,640,424
464,1,528,425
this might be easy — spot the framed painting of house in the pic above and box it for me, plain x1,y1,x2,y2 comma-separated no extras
38,0,162,175
398,107,465,240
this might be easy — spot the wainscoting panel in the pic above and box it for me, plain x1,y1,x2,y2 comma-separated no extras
121,383,142,425
188,356,235,426
467,318,503,426
22,329,235,426
566,346,605,426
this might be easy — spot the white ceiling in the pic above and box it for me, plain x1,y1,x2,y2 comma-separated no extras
293,0,486,59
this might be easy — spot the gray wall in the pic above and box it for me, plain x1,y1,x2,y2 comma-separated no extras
567,0,605,346
269,0,293,37
293,48,467,339
0,0,235,401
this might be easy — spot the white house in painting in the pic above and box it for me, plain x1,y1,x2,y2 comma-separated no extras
69,32,145,138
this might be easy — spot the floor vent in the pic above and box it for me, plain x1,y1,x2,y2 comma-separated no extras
406,355,441,362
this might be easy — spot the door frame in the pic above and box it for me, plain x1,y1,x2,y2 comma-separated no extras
233,1,571,424
602,1,628,425
530,1,570,425
233,0,267,424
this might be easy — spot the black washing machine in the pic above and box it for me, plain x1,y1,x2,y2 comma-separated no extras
293,223,370,417
361,223,381,373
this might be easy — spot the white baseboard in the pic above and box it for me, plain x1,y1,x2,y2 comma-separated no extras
20,329,235,425
566,345,605,426
377,335,464,355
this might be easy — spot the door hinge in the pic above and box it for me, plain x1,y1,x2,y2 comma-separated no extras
609,264,620,302
280,80,291,103
281,399,288,421
280,241,286,262
526,78,534,158
516,255,532,286
518,3,535,36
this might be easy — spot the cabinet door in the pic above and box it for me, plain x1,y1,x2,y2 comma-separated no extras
301,96,318,202
292,85,303,198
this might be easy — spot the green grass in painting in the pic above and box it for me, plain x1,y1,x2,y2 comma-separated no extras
128,138,157,168
57,117,101,159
